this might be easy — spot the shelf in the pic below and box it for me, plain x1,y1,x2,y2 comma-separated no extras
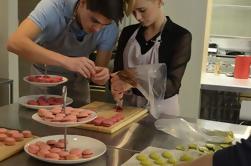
213,4,251,9
210,34,251,40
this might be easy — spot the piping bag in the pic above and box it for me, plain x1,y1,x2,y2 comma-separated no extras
117,65,232,144
116,63,167,118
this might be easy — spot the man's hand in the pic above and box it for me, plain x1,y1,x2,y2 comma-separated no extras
63,57,96,78
91,66,110,85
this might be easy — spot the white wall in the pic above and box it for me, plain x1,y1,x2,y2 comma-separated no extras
164,0,212,118
0,0,19,104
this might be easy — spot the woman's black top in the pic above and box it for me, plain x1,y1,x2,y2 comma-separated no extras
213,136,251,166
113,16,192,99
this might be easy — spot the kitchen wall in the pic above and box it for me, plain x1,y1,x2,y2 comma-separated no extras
0,0,19,105
164,0,212,118
209,0,251,54
18,0,41,97
211,0,251,38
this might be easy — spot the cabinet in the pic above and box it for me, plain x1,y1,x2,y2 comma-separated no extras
210,0,251,39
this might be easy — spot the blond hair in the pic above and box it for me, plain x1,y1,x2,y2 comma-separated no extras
124,0,135,16
124,0,164,16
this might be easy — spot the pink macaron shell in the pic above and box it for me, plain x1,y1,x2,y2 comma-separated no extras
50,147,62,153
37,109,48,117
39,144,51,151
37,149,50,158
22,130,33,138
62,115,77,122
82,154,93,158
66,154,80,160
71,109,81,115
28,144,40,154
70,112,80,116
82,149,94,155
0,128,8,134
12,133,24,142
50,108,62,115
45,152,60,160
6,130,19,137
69,148,82,157
35,141,47,146
4,137,16,146
58,151,70,158
51,116,64,122
58,138,68,144
46,139,57,146
54,142,65,149
43,112,55,119
55,113,66,117
82,154,92,159
0,133,7,141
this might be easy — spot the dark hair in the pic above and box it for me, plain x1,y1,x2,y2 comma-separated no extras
85,0,124,23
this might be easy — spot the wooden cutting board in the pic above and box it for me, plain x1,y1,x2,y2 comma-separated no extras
77,101,148,134
0,136,35,161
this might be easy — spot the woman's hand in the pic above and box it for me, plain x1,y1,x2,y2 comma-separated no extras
63,57,96,78
91,67,110,85
111,72,132,102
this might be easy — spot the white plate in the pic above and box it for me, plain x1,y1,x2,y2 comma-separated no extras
32,110,97,127
23,75,68,87
24,135,107,164
18,95,73,110
122,146,202,166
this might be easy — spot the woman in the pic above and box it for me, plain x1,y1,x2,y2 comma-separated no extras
111,0,192,116
6,0,125,107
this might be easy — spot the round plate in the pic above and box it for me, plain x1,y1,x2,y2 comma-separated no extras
24,135,107,164
32,110,97,127
18,95,73,110
23,75,68,87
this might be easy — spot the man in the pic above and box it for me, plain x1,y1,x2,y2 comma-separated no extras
7,0,125,106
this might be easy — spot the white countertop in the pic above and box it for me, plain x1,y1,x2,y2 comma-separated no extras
201,73,251,92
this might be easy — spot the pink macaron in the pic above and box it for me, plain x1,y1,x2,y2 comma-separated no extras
4,137,16,146
22,130,32,138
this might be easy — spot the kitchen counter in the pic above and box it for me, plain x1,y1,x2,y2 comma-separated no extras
0,103,250,166
201,73,251,93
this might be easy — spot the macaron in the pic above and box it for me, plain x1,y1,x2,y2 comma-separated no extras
66,154,79,160
28,144,40,154
45,152,60,160
12,133,24,142
22,130,32,138
0,128,7,134
0,133,7,141
4,137,16,146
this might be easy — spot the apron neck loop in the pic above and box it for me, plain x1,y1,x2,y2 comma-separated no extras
139,17,167,43
71,0,80,23
68,0,81,29
73,0,80,18
158,16,167,38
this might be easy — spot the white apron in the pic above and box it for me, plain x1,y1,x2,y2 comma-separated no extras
31,15,93,107
123,26,180,116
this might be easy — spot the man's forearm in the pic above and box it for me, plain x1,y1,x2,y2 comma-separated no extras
7,35,66,67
